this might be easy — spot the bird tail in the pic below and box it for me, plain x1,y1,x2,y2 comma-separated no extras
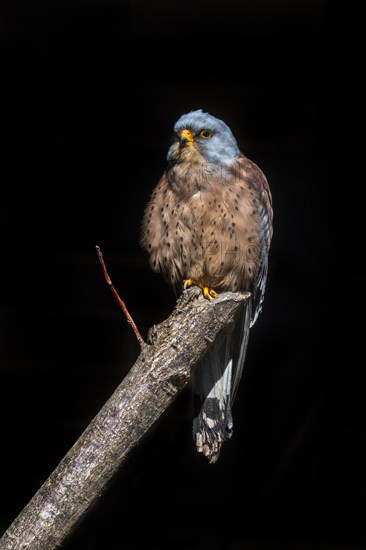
192,300,252,463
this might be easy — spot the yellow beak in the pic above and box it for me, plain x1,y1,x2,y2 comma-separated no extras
179,128,194,146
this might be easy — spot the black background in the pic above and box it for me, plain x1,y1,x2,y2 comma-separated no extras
0,1,364,549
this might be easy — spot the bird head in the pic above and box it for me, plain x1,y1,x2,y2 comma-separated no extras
167,109,240,165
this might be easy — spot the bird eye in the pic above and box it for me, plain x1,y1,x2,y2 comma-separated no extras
199,129,212,139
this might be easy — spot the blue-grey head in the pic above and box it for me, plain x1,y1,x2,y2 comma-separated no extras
167,109,240,164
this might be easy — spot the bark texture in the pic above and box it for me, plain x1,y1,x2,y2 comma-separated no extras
0,288,249,550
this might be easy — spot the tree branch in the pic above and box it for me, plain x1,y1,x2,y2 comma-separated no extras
0,288,249,550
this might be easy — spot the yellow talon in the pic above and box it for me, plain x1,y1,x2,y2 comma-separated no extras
203,286,218,300
184,279,218,300
184,278,199,290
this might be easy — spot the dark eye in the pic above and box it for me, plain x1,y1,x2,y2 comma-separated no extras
199,129,212,139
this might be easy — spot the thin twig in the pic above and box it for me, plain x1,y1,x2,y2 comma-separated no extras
96,245,145,348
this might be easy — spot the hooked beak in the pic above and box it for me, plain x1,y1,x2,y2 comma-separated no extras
179,128,194,147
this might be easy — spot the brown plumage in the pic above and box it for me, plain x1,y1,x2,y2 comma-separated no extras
141,110,273,462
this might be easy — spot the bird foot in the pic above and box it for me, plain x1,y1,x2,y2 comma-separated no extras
184,279,218,300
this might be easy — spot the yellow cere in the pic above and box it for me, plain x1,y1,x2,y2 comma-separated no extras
180,129,194,144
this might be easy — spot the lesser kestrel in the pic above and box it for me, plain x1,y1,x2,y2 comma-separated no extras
141,109,273,462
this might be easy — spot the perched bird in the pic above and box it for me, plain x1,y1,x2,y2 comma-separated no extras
141,109,273,462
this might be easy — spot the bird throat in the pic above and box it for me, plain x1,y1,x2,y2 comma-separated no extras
167,161,212,200
168,155,235,201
